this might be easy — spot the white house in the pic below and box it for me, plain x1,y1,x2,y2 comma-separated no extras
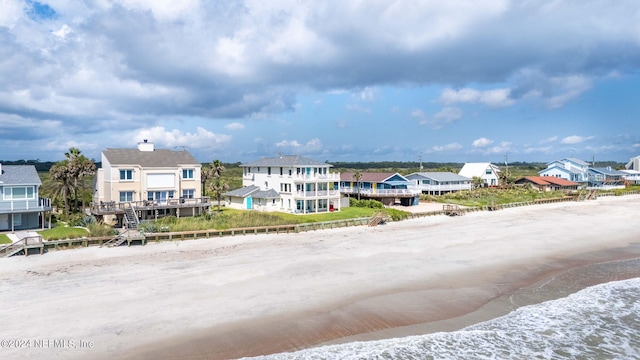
626,155,640,171
620,169,640,185
405,172,472,195
539,158,590,184
226,155,341,214
458,163,501,186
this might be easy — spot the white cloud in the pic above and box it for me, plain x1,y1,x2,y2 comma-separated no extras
131,126,231,149
472,137,494,148
275,138,323,153
430,143,463,152
540,136,558,143
440,88,514,108
225,122,245,131
561,135,595,144
413,107,462,129
545,76,593,109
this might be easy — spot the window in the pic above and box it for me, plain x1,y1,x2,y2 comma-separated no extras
120,169,133,180
267,167,271,175
4,186,35,200
182,169,194,179
485,169,492,175
280,167,283,176
183,189,195,199
13,214,21,226
119,191,133,202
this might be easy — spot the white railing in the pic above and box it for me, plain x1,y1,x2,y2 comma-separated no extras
0,198,52,212
339,187,421,196
415,184,472,192
294,190,340,197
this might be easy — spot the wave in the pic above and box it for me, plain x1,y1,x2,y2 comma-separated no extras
247,277,640,359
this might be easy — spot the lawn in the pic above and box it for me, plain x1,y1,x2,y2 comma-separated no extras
0,234,11,244
38,226,90,241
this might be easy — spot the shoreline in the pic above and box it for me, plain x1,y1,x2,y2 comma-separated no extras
0,195,638,360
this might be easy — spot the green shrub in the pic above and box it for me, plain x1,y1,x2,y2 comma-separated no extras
349,198,384,208
87,223,117,237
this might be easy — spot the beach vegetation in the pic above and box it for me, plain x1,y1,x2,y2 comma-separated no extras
421,187,568,207
137,206,409,232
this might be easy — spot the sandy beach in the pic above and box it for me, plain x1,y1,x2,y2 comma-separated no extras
1,195,639,360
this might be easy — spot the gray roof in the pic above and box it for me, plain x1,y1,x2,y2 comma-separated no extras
406,172,471,182
223,186,281,199
103,148,199,167
0,165,42,185
224,185,260,197
590,167,626,175
565,157,590,166
241,155,330,168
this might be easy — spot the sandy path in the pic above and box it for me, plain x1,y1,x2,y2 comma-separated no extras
0,195,638,359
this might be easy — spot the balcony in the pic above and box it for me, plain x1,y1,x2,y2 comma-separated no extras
339,187,421,197
0,198,52,213
90,197,211,215
293,190,340,198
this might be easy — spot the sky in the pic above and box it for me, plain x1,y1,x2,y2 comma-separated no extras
1,0,639,164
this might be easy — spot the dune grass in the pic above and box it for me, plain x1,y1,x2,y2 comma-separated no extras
421,187,569,207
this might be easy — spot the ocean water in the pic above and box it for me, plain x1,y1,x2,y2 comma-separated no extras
248,277,640,359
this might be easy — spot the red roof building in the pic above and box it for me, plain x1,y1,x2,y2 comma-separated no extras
515,176,580,191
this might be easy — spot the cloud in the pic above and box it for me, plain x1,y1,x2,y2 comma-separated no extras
429,143,463,152
225,122,245,131
561,135,595,144
472,137,494,148
275,138,323,153
440,88,514,108
413,107,462,129
540,136,558,143
130,126,231,150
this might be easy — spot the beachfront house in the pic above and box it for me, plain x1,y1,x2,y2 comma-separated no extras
458,163,501,187
339,172,420,206
514,176,579,192
587,167,626,189
625,155,640,171
91,140,210,226
0,164,51,231
226,155,341,214
620,170,640,185
538,158,590,185
405,172,472,195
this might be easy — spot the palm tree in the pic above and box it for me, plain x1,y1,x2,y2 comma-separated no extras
211,160,225,179
353,170,363,200
201,166,212,197
471,176,484,189
209,178,229,212
48,160,74,215
64,147,95,212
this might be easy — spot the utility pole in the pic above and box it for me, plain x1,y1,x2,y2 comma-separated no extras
419,153,423,171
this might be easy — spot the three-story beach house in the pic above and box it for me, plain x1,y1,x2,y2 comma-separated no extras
0,164,51,231
226,155,341,213
91,141,210,226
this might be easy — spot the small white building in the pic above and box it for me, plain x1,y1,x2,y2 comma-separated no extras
458,163,501,186
225,155,341,214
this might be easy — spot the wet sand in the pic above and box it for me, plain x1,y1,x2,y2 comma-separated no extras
0,195,638,360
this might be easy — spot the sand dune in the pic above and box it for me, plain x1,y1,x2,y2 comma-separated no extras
0,195,639,360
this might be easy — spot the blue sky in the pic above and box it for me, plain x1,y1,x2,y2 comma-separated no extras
1,0,639,164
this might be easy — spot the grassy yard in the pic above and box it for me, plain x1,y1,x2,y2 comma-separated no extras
0,234,11,244
38,226,90,241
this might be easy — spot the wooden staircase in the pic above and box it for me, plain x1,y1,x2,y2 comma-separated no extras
123,202,139,229
100,229,144,248
0,236,44,258
368,212,388,226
